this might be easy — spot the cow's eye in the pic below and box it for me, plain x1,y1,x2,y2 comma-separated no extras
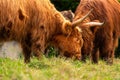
40,25,44,29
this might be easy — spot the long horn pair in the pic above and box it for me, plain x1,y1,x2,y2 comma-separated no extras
72,9,93,27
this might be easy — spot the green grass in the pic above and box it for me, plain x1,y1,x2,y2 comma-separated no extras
1,57,120,80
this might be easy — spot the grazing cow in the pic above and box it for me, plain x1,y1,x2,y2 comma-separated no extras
60,10,101,61
49,26,83,60
60,10,96,61
0,0,95,63
45,10,82,60
45,10,80,59
74,0,120,64
48,10,103,60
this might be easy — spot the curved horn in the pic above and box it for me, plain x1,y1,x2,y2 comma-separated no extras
82,22,104,27
72,9,93,27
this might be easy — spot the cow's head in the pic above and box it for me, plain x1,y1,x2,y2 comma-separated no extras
55,9,104,60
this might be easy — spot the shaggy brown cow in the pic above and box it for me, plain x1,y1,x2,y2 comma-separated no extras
49,27,83,60
60,10,102,61
48,10,103,60
45,10,82,60
74,0,120,64
0,0,94,63
60,10,96,61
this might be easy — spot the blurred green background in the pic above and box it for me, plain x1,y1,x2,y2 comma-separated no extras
51,0,79,12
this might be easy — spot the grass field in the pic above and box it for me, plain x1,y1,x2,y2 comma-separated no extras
0,57,120,80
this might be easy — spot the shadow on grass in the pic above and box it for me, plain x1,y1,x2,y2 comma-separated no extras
28,58,51,70
28,61,51,70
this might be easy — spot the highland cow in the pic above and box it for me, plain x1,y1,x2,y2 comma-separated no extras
0,0,95,63
74,0,120,64
49,27,83,60
49,10,103,60
45,10,82,60
60,10,96,61
61,10,93,61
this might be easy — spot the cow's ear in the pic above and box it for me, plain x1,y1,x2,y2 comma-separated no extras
62,21,72,35
18,8,28,21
